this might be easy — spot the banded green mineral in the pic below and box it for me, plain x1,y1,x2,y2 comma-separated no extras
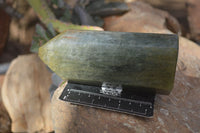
39,30,178,94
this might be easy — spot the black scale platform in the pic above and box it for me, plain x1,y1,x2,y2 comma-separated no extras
59,82,155,117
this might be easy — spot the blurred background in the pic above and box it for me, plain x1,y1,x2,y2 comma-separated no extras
0,0,199,132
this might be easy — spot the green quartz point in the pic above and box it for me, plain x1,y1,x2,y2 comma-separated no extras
39,30,178,94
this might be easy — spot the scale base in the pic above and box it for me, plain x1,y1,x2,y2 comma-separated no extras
59,82,155,117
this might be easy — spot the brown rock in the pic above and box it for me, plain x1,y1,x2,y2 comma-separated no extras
187,0,200,42
106,0,189,35
104,1,181,34
139,0,187,19
51,2,200,133
106,0,187,19
1,54,53,132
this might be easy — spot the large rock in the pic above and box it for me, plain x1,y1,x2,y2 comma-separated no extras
106,0,187,19
51,2,200,133
104,1,181,34
1,54,53,132
187,0,200,42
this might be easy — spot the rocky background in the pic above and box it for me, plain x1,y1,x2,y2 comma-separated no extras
0,0,200,133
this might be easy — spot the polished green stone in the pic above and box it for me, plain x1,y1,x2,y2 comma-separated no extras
39,30,178,94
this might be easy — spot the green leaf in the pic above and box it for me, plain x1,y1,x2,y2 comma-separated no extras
47,23,57,36
31,24,54,53
35,24,49,41
59,8,71,22
30,36,40,53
